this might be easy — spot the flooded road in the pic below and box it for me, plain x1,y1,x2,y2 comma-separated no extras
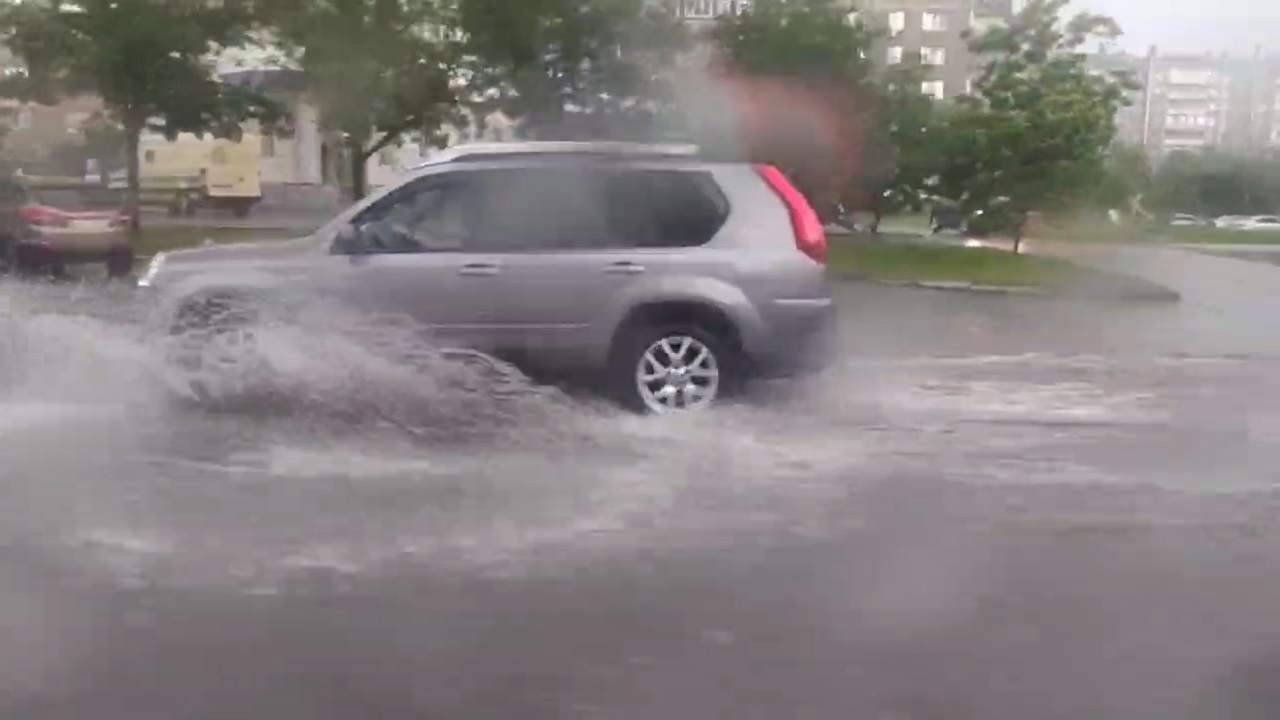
3,275,1280,719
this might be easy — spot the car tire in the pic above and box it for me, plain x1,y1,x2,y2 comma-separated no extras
164,294,262,403
607,322,741,414
105,246,135,280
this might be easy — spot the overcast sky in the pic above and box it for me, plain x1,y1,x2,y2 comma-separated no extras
1074,0,1280,55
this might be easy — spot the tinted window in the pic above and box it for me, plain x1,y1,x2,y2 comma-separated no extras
604,169,728,248
350,175,479,253
472,167,613,251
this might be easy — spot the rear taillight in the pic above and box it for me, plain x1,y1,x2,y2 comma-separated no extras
754,164,827,265
19,205,69,228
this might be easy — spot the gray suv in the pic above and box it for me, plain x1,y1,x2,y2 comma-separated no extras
139,142,836,413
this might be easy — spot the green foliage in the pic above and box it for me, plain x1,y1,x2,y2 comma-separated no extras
936,0,1134,245
705,0,877,218
862,61,946,225
264,0,463,198
0,0,275,136
458,0,689,140
1091,142,1151,211
708,0,875,84
0,0,279,226
1148,151,1280,218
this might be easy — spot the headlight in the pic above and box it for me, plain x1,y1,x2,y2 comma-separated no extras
137,253,165,288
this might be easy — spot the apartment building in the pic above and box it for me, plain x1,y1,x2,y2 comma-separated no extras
1142,53,1233,155
866,0,974,100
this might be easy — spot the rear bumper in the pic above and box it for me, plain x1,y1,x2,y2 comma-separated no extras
746,298,837,379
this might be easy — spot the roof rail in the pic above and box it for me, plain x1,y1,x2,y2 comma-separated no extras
406,141,701,171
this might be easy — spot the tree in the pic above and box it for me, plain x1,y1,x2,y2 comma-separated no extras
935,0,1134,251
458,0,689,141
264,0,463,200
704,0,877,221
1148,151,1280,219
861,61,946,231
0,0,279,230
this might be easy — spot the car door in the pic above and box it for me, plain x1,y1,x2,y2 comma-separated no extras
319,170,506,351
471,165,730,367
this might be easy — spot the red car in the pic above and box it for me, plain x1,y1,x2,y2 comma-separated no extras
0,179,133,279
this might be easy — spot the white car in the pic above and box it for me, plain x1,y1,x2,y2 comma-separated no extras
1215,215,1248,229
1235,216,1280,231
1170,214,1211,227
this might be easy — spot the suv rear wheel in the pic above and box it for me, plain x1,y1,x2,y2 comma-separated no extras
609,323,737,414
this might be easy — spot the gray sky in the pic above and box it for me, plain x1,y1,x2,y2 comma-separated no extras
1075,0,1280,55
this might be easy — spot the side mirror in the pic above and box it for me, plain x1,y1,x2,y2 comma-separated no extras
334,224,367,255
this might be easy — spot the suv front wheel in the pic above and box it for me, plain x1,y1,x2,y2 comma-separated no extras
609,324,738,414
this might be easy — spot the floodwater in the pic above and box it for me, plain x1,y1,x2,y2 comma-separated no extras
2,277,1280,719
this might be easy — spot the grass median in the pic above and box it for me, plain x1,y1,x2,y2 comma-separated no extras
130,226,299,258
827,235,1082,288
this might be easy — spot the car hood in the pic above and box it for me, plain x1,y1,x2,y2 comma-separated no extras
159,235,324,266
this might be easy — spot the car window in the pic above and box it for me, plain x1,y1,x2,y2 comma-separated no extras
349,174,479,253
602,169,728,249
471,167,614,252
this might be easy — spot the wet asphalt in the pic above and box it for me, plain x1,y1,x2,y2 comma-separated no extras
2,247,1280,719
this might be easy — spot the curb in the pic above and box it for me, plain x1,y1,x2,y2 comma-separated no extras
834,273,1044,296
834,273,1180,302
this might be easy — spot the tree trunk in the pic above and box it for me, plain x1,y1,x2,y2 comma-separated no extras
349,143,368,201
1012,214,1027,254
123,117,143,236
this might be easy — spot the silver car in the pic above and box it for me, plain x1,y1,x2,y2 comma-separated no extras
139,142,836,413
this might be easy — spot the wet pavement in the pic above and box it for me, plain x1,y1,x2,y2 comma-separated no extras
2,251,1280,718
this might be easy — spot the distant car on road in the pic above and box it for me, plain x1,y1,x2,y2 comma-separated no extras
1232,215,1280,232
1215,215,1250,229
1170,213,1215,227
138,141,837,414
0,177,132,278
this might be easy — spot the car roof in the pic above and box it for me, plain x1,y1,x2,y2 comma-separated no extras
404,141,702,173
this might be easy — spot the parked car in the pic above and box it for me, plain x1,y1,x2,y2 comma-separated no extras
0,178,132,278
1234,215,1280,232
138,141,837,414
1215,215,1249,229
1170,213,1215,227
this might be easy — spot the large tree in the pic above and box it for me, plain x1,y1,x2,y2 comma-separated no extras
0,0,278,230
458,0,688,140
705,0,877,220
936,0,1134,251
861,61,946,231
264,0,463,199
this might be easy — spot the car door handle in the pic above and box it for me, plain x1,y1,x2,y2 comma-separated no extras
604,261,645,275
458,263,499,276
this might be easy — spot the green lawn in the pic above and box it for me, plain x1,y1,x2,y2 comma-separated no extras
1164,226,1280,245
130,226,299,258
828,236,1082,287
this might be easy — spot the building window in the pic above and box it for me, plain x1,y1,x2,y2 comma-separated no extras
682,0,714,17
261,134,276,158
922,12,948,31
887,46,904,64
921,80,946,100
921,47,946,66
887,10,906,36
